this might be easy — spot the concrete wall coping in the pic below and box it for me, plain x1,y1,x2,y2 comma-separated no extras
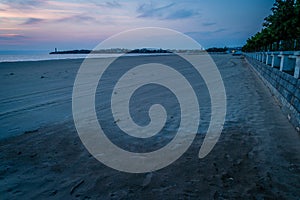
279,51,295,56
244,51,300,80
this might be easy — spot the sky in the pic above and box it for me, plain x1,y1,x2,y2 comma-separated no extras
0,0,275,51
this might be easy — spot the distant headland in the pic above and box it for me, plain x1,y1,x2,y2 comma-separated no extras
49,48,207,54
49,48,173,55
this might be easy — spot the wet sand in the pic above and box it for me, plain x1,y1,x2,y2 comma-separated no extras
0,55,300,199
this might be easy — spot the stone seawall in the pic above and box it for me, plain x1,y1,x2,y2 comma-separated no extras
245,56,300,132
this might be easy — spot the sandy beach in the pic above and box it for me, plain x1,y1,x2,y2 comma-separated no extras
1,54,300,199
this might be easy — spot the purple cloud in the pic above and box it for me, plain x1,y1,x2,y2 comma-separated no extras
3,0,45,10
0,34,26,40
137,3,200,20
22,18,44,25
56,15,96,23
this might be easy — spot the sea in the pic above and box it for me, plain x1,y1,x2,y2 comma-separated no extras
0,50,172,63
0,50,125,63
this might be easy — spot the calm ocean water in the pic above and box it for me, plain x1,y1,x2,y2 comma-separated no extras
0,50,172,63
0,50,124,63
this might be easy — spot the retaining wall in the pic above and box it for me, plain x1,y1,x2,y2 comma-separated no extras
244,52,300,132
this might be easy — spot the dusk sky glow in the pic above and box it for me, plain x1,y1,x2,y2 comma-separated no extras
0,0,275,51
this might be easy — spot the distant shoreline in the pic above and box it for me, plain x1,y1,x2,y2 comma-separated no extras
49,48,172,55
49,48,206,55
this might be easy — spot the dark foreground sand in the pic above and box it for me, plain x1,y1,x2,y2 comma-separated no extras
0,55,300,199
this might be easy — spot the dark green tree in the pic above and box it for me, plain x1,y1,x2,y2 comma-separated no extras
243,0,299,52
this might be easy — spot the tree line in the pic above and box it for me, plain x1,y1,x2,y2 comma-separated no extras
242,0,300,52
